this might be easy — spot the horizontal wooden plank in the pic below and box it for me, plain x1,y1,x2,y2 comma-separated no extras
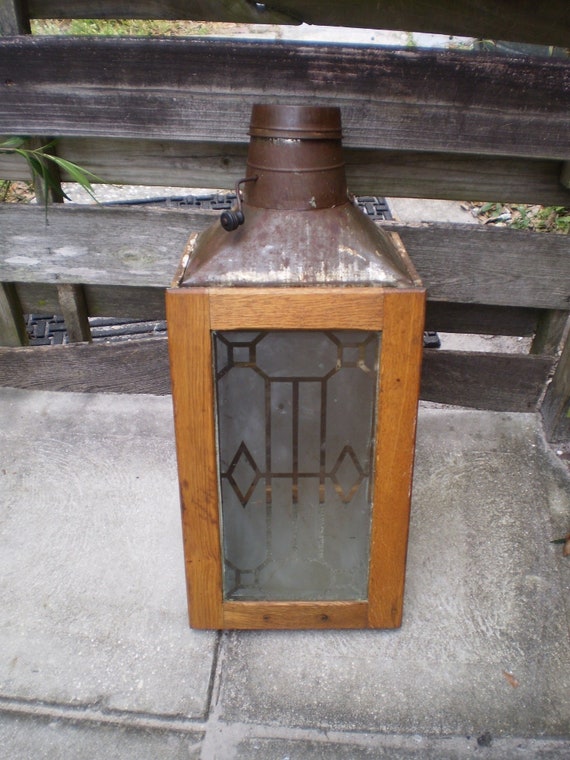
0,337,553,412
0,205,189,287
205,287,387,330
392,222,570,311
1,37,569,159
11,280,541,338
2,204,569,310
344,152,570,207
25,0,294,26
424,302,538,337
421,350,554,412
0,337,172,393
222,601,369,630
24,0,570,48
2,140,569,206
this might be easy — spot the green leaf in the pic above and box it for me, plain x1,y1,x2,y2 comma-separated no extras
45,155,102,201
1,136,104,213
0,136,28,150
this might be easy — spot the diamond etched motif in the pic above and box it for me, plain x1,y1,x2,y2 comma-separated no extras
214,330,379,600
330,445,365,503
226,442,261,507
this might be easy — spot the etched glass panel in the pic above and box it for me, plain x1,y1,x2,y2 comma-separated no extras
213,330,380,601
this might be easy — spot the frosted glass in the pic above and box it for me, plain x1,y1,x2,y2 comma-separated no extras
213,330,380,601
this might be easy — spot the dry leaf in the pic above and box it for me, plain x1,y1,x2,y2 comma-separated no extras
502,671,520,688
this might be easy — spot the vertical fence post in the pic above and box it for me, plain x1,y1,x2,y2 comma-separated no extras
0,283,28,346
0,2,30,345
57,284,92,343
531,310,569,355
0,1,30,35
541,318,570,442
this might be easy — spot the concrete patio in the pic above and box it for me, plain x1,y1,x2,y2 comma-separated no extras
0,387,569,758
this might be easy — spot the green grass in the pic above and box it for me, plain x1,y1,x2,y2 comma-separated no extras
31,18,244,37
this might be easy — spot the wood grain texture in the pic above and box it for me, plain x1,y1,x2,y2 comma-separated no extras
1,38,568,159
165,288,223,628
56,283,91,342
425,302,538,337
0,337,555,413
421,350,553,412
169,286,390,629
222,601,369,630
2,205,569,311
3,141,569,207
208,288,384,330
25,0,292,25
368,289,426,628
531,310,569,355
394,223,570,311
24,0,570,47
13,282,167,320
0,281,28,346
0,0,29,34
541,329,570,442
0,204,189,287
0,336,171,392
10,280,542,337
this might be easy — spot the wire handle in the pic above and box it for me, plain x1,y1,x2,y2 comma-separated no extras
220,176,258,231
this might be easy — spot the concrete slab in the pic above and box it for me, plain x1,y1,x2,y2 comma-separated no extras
387,197,478,224
1,389,568,757
0,712,203,760
218,409,570,737
0,388,217,720
233,735,570,759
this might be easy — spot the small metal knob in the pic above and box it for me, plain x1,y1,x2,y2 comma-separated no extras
220,209,245,231
220,176,258,232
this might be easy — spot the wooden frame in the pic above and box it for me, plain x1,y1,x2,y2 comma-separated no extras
166,286,425,629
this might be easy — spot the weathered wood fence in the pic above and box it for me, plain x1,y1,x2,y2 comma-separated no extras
1,0,569,441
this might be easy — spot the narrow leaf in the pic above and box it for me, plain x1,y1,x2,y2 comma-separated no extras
0,136,27,150
45,155,102,200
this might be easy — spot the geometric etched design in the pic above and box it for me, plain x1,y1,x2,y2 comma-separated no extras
330,444,366,504
214,329,381,601
226,441,261,508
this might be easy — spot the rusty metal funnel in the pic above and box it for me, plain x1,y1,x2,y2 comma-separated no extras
179,104,420,288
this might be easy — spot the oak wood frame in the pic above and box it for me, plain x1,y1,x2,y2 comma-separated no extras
166,286,425,629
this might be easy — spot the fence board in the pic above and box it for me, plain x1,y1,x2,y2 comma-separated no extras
9,279,541,339
1,38,568,160
531,310,569,355
420,350,553,412
395,223,570,310
24,0,570,48
0,282,28,345
0,337,171,393
0,1,29,34
424,303,537,337
2,141,569,207
56,283,91,341
0,337,553,412
2,204,568,310
541,330,570,442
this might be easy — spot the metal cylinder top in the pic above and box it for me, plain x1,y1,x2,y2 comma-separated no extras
248,104,343,140
244,104,347,210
